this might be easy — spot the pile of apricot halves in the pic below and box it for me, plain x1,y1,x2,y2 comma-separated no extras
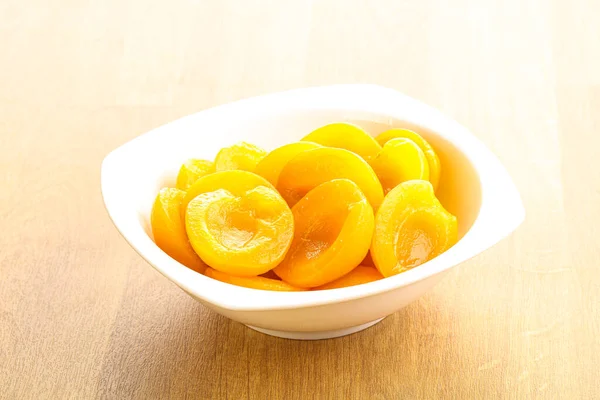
151,123,458,292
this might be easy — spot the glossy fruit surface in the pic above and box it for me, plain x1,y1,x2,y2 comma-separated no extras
277,147,384,209
181,170,275,215
254,141,322,186
176,159,214,190
151,188,206,273
371,180,457,277
274,179,374,288
370,138,429,194
214,142,267,172
376,129,441,190
186,184,294,276
301,122,381,161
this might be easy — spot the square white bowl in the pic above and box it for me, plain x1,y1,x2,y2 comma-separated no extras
101,84,524,340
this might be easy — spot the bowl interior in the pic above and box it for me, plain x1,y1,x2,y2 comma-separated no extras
128,110,481,243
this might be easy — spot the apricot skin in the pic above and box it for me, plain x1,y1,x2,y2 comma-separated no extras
205,268,305,291
371,180,457,277
151,188,206,273
274,179,374,288
277,147,384,209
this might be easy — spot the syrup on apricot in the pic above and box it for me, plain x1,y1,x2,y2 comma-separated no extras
371,180,457,277
186,183,294,276
274,179,374,288
181,170,275,216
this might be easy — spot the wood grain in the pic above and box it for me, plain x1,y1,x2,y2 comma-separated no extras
1,0,599,398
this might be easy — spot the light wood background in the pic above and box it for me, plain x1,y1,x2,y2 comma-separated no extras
1,0,599,398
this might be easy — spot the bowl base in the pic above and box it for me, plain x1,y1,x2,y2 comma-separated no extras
246,317,386,340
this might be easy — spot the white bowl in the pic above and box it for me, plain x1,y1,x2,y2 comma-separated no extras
101,84,524,340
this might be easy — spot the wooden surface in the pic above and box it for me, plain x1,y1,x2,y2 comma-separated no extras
1,0,599,398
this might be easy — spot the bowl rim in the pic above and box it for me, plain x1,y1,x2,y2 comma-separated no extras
101,84,525,311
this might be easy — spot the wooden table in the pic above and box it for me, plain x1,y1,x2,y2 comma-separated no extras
2,0,599,398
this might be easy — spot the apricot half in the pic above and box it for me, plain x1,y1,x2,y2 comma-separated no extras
301,122,382,161
205,268,305,291
314,266,383,290
370,138,429,194
181,170,275,215
376,129,441,190
214,142,267,172
277,147,384,209
186,185,294,276
274,179,374,288
176,159,214,190
254,141,322,186
371,180,457,277
151,188,207,273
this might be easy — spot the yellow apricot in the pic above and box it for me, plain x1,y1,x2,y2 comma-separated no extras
277,147,384,209
186,185,294,277
214,142,267,172
371,180,457,277
176,159,214,190
181,170,275,216
205,268,305,291
376,129,441,190
314,266,383,290
254,141,322,186
151,188,207,273
301,122,382,161
274,179,374,288
370,138,429,194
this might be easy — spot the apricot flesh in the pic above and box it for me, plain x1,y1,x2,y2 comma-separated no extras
176,159,214,190
204,268,305,291
370,138,429,194
376,129,441,190
254,141,322,186
151,188,206,273
277,147,384,209
301,122,382,161
371,180,457,277
214,142,267,172
274,179,374,288
186,185,294,276
314,266,383,290
181,170,275,216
